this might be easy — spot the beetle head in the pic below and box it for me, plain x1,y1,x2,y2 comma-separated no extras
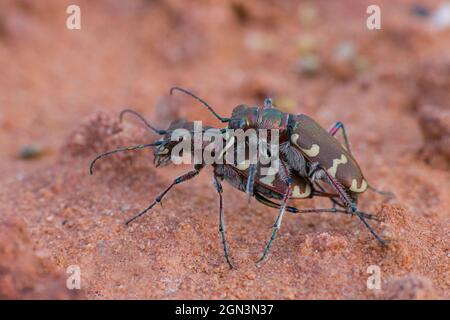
229,104,256,130
153,119,195,167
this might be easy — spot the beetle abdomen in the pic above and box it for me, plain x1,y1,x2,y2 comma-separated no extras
229,160,313,199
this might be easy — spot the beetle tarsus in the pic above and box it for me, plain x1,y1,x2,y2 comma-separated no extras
354,210,386,246
214,174,235,269
368,184,395,198
257,182,292,264
125,168,201,225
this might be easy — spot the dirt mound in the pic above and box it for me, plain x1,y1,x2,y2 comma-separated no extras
0,218,79,299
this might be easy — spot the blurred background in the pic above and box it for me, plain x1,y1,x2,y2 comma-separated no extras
0,0,449,299
0,0,448,169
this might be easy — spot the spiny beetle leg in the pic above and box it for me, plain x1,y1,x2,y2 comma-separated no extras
284,206,376,221
213,174,235,269
125,168,202,225
354,211,386,246
254,191,377,220
328,121,352,155
257,180,293,264
246,163,258,204
368,184,395,198
322,169,385,243
323,169,355,209
328,121,394,199
254,192,298,213
313,181,345,209
335,209,377,221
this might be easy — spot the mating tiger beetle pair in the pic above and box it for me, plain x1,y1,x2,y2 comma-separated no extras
90,87,392,269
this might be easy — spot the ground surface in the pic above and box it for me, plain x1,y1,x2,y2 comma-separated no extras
0,0,448,299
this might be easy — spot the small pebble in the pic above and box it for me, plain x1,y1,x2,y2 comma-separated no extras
16,172,25,181
120,204,131,212
295,54,320,76
411,5,430,18
296,35,317,55
431,3,450,30
19,144,45,159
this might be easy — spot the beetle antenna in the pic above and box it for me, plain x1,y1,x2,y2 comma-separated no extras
89,141,162,175
120,109,167,135
169,87,230,123
368,184,394,197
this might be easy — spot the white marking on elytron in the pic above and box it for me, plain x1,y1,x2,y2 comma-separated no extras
236,159,251,171
260,173,276,187
350,179,368,193
290,133,320,157
292,184,311,198
301,144,320,157
218,136,235,160
327,154,348,177
159,148,169,155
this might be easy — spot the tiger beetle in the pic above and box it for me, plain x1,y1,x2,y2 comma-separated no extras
89,110,378,268
169,87,393,254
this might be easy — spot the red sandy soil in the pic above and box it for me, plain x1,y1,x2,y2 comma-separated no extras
0,0,448,299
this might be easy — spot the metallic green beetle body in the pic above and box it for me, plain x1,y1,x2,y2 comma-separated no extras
90,101,385,269
227,105,367,195
154,119,316,200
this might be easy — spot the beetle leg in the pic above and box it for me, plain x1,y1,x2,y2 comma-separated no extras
320,168,385,244
125,166,203,225
246,163,258,204
322,169,354,208
287,207,376,220
213,174,235,269
254,191,376,220
354,211,386,245
329,122,394,198
368,184,395,198
313,180,345,209
257,179,293,263
328,121,352,155
254,191,299,213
